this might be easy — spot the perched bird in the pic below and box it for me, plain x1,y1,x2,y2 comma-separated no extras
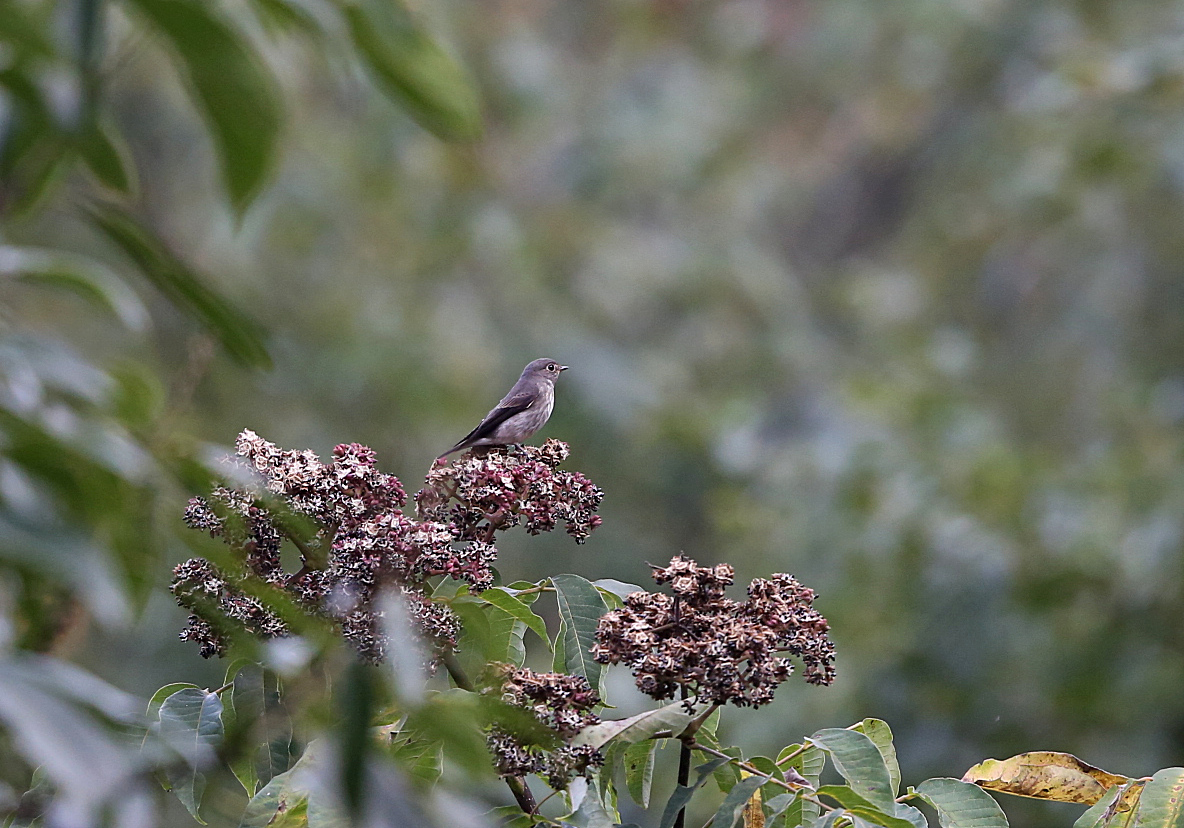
439,358,569,459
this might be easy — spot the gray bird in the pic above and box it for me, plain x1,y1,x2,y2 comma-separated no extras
439,358,569,459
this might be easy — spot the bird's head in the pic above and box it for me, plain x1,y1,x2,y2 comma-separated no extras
523,358,569,381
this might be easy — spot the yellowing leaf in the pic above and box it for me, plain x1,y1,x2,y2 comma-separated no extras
962,751,1130,805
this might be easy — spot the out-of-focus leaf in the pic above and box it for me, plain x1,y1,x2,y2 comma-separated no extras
0,3,54,56
0,655,146,823
0,245,150,331
962,751,1129,805
77,121,135,194
120,0,282,211
342,0,481,141
339,662,374,819
624,740,656,808
87,204,271,368
388,735,442,788
855,719,901,797
808,728,895,812
158,688,225,822
0,67,70,216
913,778,1009,828
551,574,607,689
1129,768,1184,828
248,0,324,36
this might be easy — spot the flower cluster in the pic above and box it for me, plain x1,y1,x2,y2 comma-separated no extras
417,440,603,543
174,431,602,663
592,556,836,708
484,665,603,789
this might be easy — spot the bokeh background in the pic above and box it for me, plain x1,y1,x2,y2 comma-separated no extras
4,0,1184,825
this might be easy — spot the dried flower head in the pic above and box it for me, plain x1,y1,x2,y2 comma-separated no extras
484,665,603,790
417,440,603,544
592,556,836,708
175,432,602,665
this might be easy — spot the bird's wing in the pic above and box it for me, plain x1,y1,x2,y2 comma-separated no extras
445,391,537,453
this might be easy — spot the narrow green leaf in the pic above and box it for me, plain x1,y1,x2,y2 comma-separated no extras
0,245,150,331
343,0,481,141
551,574,607,688
914,778,1009,828
658,758,731,828
855,719,901,796
478,587,551,648
121,0,282,211
552,619,567,674
809,728,895,812
624,740,657,808
714,776,765,828
87,204,271,368
78,121,134,194
158,688,225,822
1131,768,1184,828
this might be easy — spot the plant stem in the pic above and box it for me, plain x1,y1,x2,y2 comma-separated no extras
438,650,539,814
675,685,691,828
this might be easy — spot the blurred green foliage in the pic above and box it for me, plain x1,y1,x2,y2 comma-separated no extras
2,0,1184,825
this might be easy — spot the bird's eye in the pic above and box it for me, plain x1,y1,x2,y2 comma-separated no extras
548,363,557,371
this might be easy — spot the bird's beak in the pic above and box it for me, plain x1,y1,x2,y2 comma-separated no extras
559,365,569,371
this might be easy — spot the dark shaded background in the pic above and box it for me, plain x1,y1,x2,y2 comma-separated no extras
4,0,1184,825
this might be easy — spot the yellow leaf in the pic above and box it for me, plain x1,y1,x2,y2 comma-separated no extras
740,770,765,828
962,751,1130,805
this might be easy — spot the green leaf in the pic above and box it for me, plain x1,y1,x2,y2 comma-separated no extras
855,719,901,797
713,775,765,828
914,778,1009,828
815,785,920,828
146,682,200,716
343,0,481,141
486,605,527,666
1131,768,1184,828
158,688,225,823
809,728,895,812
569,779,616,828
239,766,310,828
572,700,699,750
592,579,645,601
658,758,732,828
552,619,567,674
121,0,282,211
624,740,656,808
778,744,826,826
87,204,271,368
478,587,550,648
78,121,135,194
0,245,150,331
1075,785,1123,828
764,792,799,825
551,574,608,688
